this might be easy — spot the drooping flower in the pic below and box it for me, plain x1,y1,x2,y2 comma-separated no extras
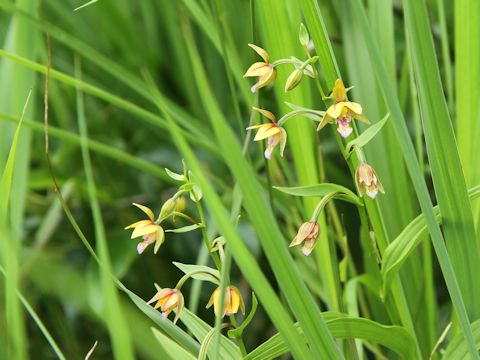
355,163,384,199
147,288,184,324
206,286,245,318
125,203,165,254
246,107,287,159
318,79,369,138
244,44,277,93
290,221,319,256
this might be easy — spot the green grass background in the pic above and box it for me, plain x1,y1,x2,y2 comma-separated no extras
1,0,480,359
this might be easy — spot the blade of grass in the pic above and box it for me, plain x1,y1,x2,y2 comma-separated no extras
300,3,421,356
148,15,343,358
348,0,478,357
246,312,417,360
0,265,66,360
0,90,31,360
74,57,135,359
403,0,480,320
455,0,480,186
256,0,343,319
146,75,315,360
455,0,480,245
0,49,217,156
0,113,174,183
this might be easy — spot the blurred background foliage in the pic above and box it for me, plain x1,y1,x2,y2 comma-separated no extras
1,0,479,359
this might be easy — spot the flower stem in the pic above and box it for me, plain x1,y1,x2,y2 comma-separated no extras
228,315,247,356
193,194,222,270
277,109,325,127
175,270,220,290
310,192,339,222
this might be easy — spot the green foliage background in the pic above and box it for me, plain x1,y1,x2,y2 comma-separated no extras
1,0,480,359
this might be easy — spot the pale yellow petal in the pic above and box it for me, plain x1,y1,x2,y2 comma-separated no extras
253,125,280,141
244,62,269,77
317,112,333,131
252,107,276,122
279,128,287,157
154,226,165,254
248,43,269,63
344,101,363,115
131,223,158,239
228,287,240,314
332,79,346,102
246,123,269,130
252,67,276,92
132,203,155,221
147,288,172,305
326,103,346,119
124,219,150,230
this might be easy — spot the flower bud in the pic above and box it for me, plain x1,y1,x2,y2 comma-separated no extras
355,163,384,199
206,286,245,317
290,221,319,256
175,196,186,212
148,288,184,324
285,69,304,92
158,197,177,220
299,23,310,48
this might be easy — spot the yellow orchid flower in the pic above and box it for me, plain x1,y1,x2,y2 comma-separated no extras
246,107,287,159
147,287,184,324
125,203,165,254
289,221,319,256
318,79,369,138
206,286,245,318
355,163,384,199
244,44,277,93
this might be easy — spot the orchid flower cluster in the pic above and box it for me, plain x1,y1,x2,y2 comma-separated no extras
125,162,247,331
245,24,385,256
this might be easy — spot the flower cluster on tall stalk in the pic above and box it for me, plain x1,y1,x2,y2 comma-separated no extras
125,161,250,351
245,24,385,256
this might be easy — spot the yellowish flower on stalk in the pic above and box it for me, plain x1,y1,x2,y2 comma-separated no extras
244,44,277,93
147,288,184,324
124,203,165,254
246,107,287,160
290,221,320,256
318,79,369,138
206,286,245,317
355,163,384,199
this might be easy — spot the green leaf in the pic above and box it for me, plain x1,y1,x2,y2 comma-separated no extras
284,102,324,121
151,328,196,360
382,185,480,295
274,183,362,206
228,293,258,338
403,0,480,323
345,113,390,156
246,312,418,360
442,319,480,360
179,309,242,360
75,61,134,359
148,59,329,360
165,224,203,234
165,168,185,181
172,262,220,285
348,0,478,357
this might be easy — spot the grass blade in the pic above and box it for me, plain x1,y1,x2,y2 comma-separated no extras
349,0,478,357
74,58,135,359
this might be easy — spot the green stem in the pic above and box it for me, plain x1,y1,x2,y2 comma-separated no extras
277,109,324,127
193,194,222,270
311,192,338,221
175,270,220,290
229,315,247,356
